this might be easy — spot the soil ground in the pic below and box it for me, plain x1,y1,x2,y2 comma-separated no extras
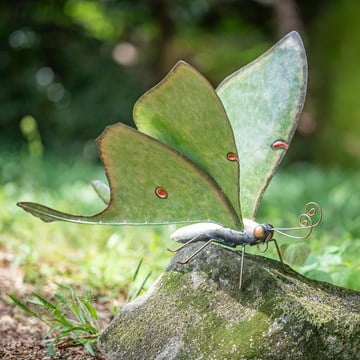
0,251,116,359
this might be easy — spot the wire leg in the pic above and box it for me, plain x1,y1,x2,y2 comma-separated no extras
167,234,203,253
269,239,293,274
177,239,214,265
256,242,269,253
239,245,246,289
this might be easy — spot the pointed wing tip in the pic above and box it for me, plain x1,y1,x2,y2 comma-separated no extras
95,122,117,143
134,60,206,118
17,201,32,211
171,60,198,76
281,31,305,52
18,201,104,224
174,60,190,67
95,122,132,157
277,31,307,75
286,30,301,39
17,201,56,222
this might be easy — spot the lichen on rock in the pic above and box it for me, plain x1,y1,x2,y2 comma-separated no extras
99,243,360,360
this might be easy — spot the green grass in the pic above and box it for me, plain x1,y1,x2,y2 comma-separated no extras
1,151,359,297
257,163,360,290
1,152,173,297
9,283,100,355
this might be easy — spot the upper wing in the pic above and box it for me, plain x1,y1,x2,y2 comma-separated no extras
18,123,241,229
134,61,242,228
216,31,307,219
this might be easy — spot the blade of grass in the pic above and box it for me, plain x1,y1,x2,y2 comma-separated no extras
131,271,152,301
132,258,143,281
9,284,101,356
81,298,98,320
84,341,96,356
8,294,39,318
32,293,66,320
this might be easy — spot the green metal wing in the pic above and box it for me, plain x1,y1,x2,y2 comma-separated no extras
216,31,307,219
134,61,242,227
18,124,241,229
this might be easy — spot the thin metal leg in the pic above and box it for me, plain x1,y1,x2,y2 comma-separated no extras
177,239,214,265
256,242,269,253
269,239,292,274
239,245,246,289
167,234,203,253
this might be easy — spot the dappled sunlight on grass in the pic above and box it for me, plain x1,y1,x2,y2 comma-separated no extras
1,153,173,297
1,153,359,298
3,212,173,293
257,163,360,290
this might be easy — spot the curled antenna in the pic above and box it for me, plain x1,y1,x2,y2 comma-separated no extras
273,202,322,239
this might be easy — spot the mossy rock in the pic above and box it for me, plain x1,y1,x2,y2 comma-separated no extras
99,243,360,359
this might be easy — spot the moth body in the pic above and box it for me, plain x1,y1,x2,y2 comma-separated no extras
170,219,274,248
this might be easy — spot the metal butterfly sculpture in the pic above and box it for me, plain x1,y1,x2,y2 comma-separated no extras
18,31,321,288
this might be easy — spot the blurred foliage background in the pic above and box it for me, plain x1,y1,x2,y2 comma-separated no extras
2,0,360,165
1,0,359,295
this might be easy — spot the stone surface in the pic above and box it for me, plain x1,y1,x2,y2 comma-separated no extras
99,243,360,360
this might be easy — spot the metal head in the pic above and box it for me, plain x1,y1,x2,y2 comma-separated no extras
251,223,274,245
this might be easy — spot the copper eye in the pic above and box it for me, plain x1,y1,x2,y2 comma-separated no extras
254,225,265,239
